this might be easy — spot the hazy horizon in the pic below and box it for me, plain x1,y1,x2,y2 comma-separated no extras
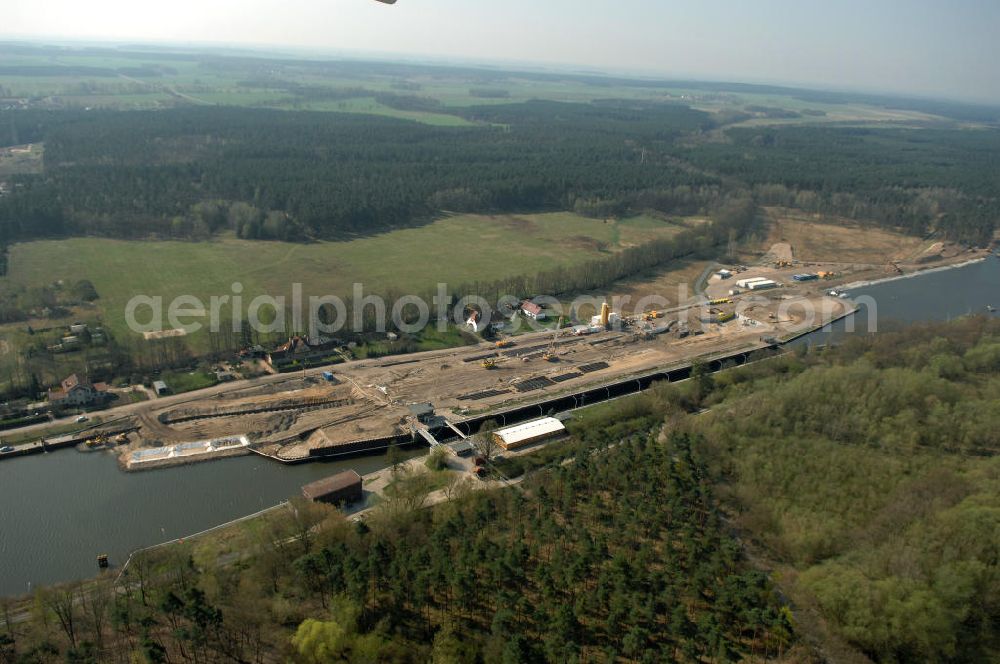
5,0,1000,104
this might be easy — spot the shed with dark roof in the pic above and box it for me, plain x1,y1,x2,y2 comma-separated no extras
302,470,364,506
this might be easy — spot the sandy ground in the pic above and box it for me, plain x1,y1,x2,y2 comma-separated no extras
114,282,851,467
8,210,985,471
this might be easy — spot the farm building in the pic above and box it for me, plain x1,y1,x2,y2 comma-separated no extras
493,417,566,451
520,300,545,320
302,470,364,506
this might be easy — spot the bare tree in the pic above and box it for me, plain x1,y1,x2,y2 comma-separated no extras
473,419,501,463
80,580,112,653
287,497,332,556
41,583,81,648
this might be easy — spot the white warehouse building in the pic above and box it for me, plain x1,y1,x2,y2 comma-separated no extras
492,417,566,451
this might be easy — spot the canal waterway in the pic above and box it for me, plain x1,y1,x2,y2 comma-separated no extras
1,256,997,596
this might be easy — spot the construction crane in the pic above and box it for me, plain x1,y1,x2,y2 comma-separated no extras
542,316,564,362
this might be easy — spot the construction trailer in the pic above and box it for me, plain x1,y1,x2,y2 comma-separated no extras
792,273,819,282
747,279,779,291
736,277,771,289
492,417,566,451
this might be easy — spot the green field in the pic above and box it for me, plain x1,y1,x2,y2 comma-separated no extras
289,97,476,126
3,212,682,348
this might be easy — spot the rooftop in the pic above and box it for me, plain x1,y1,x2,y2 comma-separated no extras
494,417,566,445
302,469,363,500
521,301,543,315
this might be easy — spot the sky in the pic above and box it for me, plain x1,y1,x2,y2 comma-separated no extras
5,0,1000,103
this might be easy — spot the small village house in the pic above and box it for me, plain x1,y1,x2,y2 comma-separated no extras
48,374,108,408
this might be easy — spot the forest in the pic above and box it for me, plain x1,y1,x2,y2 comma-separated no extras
0,102,716,244
683,126,1000,244
2,102,997,247
689,316,1000,663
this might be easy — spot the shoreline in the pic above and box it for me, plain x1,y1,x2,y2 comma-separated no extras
838,255,989,292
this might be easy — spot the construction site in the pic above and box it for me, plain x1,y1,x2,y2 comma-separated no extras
89,266,858,470
14,216,981,473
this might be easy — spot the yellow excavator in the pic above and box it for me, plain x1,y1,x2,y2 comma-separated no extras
482,358,498,369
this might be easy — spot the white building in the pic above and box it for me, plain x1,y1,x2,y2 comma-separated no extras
492,417,566,450
520,301,545,320
736,277,771,289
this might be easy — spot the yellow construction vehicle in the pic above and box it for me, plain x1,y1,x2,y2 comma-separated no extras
481,358,498,369
495,337,513,349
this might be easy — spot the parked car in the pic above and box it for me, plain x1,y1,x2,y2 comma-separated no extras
76,415,89,423
0,446,14,453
